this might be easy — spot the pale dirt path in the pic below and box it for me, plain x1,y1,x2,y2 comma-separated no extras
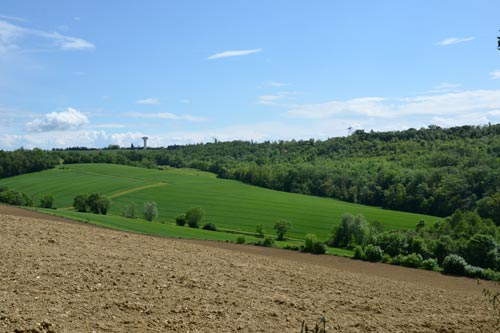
0,207,498,333
107,183,166,199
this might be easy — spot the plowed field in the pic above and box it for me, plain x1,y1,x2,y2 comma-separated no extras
0,205,497,332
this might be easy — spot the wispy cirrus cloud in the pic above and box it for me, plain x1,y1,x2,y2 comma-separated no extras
26,107,89,132
428,83,461,93
266,81,288,87
258,91,303,105
0,18,94,54
208,48,262,60
437,37,475,46
136,98,160,105
0,14,27,22
127,112,207,122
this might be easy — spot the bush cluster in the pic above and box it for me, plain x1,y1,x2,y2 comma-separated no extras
302,234,326,254
73,193,110,215
0,187,33,207
39,194,54,208
202,222,217,231
255,236,275,247
175,213,187,226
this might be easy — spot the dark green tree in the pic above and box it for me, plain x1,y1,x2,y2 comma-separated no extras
274,219,292,241
73,194,89,212
39,194,54,208
186,207,204,228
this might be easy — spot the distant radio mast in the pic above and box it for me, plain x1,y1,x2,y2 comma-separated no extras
142,136,148,149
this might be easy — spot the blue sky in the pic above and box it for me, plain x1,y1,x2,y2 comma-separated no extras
1,1,500,149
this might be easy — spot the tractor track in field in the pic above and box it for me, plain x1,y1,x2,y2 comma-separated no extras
107,183,167,199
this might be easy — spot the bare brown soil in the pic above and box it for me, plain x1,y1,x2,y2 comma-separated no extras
0,205,498,332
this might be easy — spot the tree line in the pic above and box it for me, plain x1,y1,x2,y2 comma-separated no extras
2,124,500,221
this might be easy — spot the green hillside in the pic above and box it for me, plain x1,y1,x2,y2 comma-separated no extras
0,164,438,241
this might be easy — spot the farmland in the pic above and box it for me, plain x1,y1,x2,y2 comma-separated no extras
0,163,437,245
0,207,497,332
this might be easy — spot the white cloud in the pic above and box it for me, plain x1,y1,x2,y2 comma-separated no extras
437,37,475,46
208,48,262,60
258,91,303,105
490,70,500,79
0,19,94,54
429,83,461,93
266,81,288,87
94,124,127,129
0,19,24,54
47,31,94,50
180,99,191,104
287,90,500,119
127,112,207,122
0,14,27,22
26,107,89,132
258,95,283,105
136,98,160,105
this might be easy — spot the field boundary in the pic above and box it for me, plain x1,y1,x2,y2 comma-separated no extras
1,203,497,295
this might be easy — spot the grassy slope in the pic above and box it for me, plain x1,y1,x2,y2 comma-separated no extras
0,164,438,243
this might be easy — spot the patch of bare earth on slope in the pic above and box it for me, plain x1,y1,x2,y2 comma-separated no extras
0,205,498,332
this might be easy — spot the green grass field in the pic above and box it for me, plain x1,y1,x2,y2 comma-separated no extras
0,163,439,247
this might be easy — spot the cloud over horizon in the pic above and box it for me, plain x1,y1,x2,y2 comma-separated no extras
26,107,89,132
286,90,500,119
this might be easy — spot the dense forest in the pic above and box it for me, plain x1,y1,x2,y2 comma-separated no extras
1,124,500,223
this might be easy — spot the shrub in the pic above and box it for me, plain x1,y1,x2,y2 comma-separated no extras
374,231,407,257
39,194,54,208
328,213,370,248
382,254,393,264
483,269,500,281
353,245,365,260
73,194,88,212
87,193,110,215
122,202,136,218
442,254,467,275
364,244,383,262
284,244,301,251
175,213,187,226
433,235,455,264
255,236,274,247
186,207,204,228
0,189,33,207
464,264,485,279
401,253,423,268
255,224,265,238
391,254,405,266
302,234,326,254
235,235,246,244
143,201,158,221
202,223,217,231
422,258,438,271
274,220,292,241
465,234,498,269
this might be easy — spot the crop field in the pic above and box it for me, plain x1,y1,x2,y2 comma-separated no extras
0,163,438,242
0,208,497,332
